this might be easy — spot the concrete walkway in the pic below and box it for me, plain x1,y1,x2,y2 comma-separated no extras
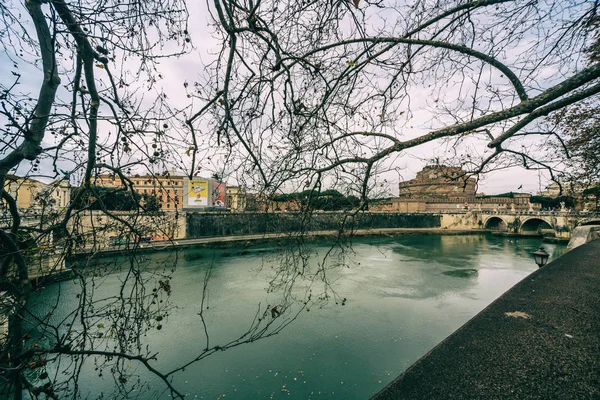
372,240,600,399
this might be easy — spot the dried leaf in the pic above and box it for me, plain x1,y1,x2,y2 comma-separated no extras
504,311,531,319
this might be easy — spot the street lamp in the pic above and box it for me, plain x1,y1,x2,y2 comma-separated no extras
532,246,549,268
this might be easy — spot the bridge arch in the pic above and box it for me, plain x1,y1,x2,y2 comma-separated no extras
580,220,600,226
484,216,508,232
520,218,553,235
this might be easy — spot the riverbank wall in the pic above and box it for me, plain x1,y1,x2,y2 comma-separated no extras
186,212,442,238
17,210,600,246
371,240,600,400
174,210,600,240
66,209,587,260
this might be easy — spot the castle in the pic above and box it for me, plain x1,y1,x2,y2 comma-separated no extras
372,165,539,213
398,165,477,198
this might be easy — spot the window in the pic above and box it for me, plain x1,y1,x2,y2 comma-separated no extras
166,203,170,209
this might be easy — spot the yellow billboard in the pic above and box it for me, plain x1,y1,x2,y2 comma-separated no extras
187,179,208,206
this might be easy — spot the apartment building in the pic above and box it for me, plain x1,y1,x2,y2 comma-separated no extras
95,173,185,210
3,175,71,210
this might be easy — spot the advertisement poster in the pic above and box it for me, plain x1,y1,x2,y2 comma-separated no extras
187,180,208,206
212,182,226,208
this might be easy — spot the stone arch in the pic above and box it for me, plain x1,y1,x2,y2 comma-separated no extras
580,220,600,226
520,218,553,235
484,216,507,232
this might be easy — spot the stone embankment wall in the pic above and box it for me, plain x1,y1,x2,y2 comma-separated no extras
439,212,480,230
566,225,600,251
58,209,593,243
71,210,187,242
186,212,442,238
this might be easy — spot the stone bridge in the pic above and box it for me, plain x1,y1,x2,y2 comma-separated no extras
4,209,600,253
440,211,600,238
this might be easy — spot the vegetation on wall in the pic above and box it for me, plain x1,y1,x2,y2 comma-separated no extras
71,186,141,211
272,190,360,211
530,196,576,210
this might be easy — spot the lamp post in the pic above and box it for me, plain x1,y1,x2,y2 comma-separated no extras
532,246,549,268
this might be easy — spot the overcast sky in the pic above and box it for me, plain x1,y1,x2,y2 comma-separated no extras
153,0,557,195
0,0,572,195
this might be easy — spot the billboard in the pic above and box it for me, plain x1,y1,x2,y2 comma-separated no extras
187,179,208,207
212,182,226,208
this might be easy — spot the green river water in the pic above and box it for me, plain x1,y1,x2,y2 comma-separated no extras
29,234,564,399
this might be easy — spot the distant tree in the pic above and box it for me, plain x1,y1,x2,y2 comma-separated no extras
319,189,344,198
316,193,360,211
543,17,600,190
583,186,600,210
71,186,140,211
141,193,162,213
272,189,360,211
547,99,600,187
530,195,576,210
477,192,516,199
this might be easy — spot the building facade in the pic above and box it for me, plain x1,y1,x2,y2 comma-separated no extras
4,175,46,209
95,173,185,210
371,194,540,213
48,179,71,209
398,165,477,198
3,175,71,210
95,174,231,211
370,165,541,213
226,186,247,211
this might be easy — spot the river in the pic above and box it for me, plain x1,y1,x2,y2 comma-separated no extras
29,234,564,399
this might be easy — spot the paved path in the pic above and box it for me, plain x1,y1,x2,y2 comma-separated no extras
372,240,600,400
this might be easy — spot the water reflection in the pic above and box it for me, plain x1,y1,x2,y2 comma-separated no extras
442,269,478,278
32,234,563,399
